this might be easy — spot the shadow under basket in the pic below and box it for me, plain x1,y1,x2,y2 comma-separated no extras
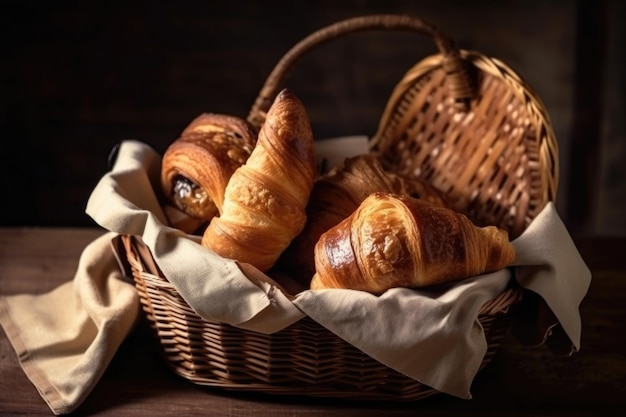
122,234,522,402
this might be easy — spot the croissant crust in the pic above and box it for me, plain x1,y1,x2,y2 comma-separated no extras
160,113,257,222
311,193,516,294
278,154,449,282
201,89,317,272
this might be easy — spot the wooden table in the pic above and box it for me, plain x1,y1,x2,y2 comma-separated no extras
1,228,625,416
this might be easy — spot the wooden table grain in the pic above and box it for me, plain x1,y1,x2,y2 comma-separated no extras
1,228,625,416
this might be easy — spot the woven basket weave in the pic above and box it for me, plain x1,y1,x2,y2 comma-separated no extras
124,15,558,401
369,50,559,239
123,234,519,401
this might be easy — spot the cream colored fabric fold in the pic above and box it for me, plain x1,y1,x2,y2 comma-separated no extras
0,233,138,415
293,269,511,398
510,203,592,354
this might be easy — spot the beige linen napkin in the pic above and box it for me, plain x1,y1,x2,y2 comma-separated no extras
510,202,592,355
0,232,138,415
0,138,591,414
294,270,511,398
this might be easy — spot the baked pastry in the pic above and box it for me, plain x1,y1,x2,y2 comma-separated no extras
162,204,206,235
310,192,516,294
278,154,449,282
160,113,257,224
201,89,317,272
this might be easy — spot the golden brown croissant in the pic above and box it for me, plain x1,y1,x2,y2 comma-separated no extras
201,89,317,272
160,113,257,224
277,154,449,282
310,192,516,294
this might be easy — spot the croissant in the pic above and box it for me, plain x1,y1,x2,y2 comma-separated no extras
310,192,516,294
160,113,257,224
277,154,449,282
201,89,317,272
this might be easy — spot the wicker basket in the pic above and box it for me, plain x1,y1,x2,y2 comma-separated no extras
124,15,559,401
123,234,520,401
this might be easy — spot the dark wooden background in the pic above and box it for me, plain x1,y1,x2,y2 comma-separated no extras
1,0,624,236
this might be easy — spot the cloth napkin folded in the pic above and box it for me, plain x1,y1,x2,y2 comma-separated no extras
0,232,138,415
0,139,591,415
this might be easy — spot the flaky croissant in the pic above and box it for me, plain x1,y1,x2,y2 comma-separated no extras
311,192,516,294
160,113,257,223
277,154,449,282
201,89,317,272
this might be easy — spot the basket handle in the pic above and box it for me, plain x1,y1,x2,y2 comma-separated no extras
247,14,474,128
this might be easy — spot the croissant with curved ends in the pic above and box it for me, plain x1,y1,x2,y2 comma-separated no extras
311,192,516,294
160,113,257,223
201,89,317,272
278,154,449,282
